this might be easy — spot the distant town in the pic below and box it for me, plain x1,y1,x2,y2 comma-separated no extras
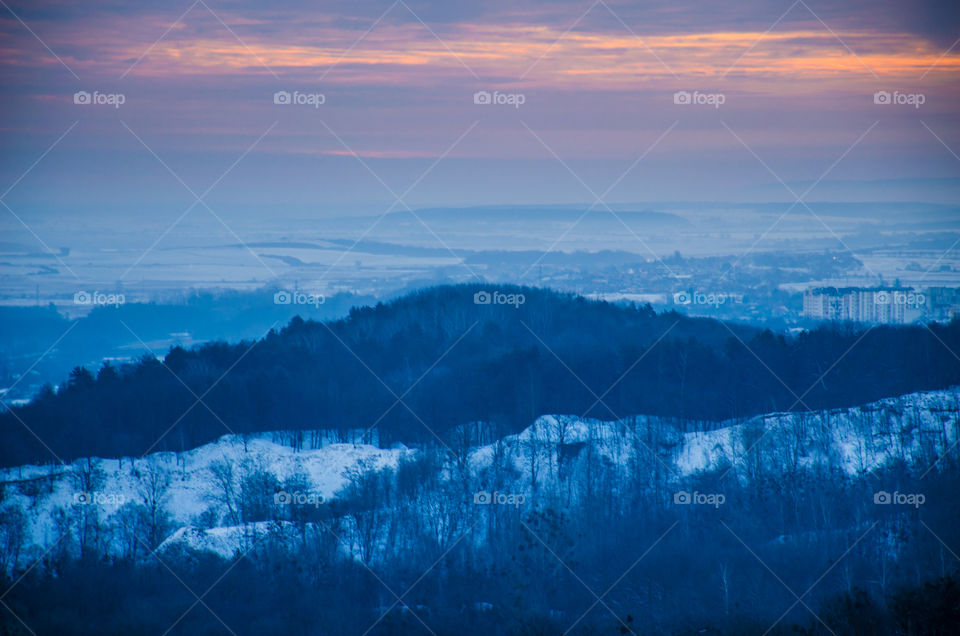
802,286,960,324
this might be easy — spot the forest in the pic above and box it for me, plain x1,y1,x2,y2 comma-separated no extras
1,415,958,635
2,284,959,467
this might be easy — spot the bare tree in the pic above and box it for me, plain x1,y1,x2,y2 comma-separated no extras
0,507,26,574
70,459,106,558
114,502,146,560
523,422,543,491
135,463,172,549
238,458,280,524
339,461,391,563
209,457,239,526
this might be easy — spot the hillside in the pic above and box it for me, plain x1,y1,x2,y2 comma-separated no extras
2,388,956,564
1,284,959,467
1,389,957,634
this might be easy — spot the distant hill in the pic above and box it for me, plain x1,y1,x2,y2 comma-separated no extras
1,284,958,467
403,206,690,227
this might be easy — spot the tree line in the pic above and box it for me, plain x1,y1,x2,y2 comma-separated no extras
1,284,959,467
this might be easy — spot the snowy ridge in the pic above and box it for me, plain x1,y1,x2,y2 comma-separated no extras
467,388,959,498
0,432,412,564
1,388,957,568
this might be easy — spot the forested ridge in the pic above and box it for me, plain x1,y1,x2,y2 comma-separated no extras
2,284,959,467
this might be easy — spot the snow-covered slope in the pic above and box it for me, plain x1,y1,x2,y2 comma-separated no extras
1,388,957,568
0,432,412,564
472,388,956,481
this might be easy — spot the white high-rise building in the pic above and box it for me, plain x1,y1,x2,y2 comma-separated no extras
802,287,925,324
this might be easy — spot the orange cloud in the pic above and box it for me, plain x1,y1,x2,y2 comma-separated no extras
104,22,958,89
9,10,957,94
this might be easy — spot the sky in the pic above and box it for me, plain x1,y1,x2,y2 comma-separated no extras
1,0,959,220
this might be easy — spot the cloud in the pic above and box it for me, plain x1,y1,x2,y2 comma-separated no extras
1,0,958,209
